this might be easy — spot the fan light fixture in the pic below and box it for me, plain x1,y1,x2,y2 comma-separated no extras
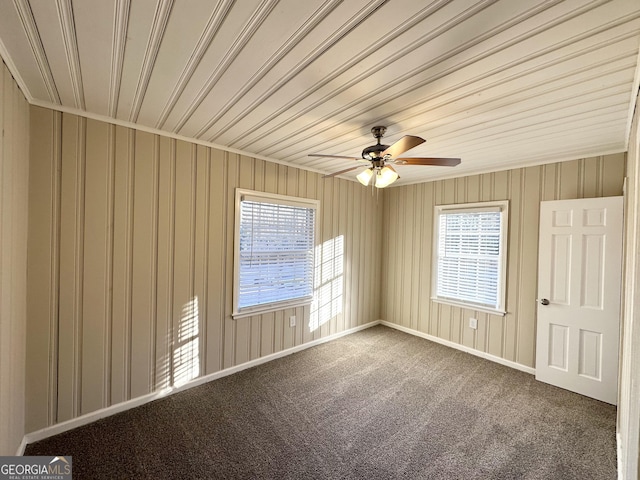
356,168,374,186
375,165,399,188
356,165,399,188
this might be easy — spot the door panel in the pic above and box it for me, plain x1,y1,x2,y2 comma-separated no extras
536,196,623,405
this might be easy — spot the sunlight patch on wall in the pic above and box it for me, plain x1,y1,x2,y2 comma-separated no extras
310,236,344,332
173,297,200,387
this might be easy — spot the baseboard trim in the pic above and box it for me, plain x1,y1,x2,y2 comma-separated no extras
23,389,174,446
379,321,536,375
22,321,380,449
15,436,26,456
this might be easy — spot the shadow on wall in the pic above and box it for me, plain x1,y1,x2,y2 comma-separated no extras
311,235,344,332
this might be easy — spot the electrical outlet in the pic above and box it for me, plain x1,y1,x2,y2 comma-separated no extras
469,317,478,330
289,315,296,327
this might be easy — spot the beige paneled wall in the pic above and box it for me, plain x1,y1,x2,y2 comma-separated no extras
381,155,625,369
26,106,383,432
0,61,29,454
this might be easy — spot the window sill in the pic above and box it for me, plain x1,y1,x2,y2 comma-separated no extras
431,298,506,317
232,298,313,319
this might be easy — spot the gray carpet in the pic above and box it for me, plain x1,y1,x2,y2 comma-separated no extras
25,325,617,479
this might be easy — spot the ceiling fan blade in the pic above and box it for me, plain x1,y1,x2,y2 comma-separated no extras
322,166,361,178
309,153,361,160
381,135,425,158
394,157,461,167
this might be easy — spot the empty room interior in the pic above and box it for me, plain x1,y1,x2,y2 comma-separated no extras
1,0,640,478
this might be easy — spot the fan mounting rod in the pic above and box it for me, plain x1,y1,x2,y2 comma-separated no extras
362,126,389,160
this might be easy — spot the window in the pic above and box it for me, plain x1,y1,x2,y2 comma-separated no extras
432,201,509,315
233,189,318,318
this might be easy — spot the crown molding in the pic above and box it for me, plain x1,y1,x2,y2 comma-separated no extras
28,97,332,178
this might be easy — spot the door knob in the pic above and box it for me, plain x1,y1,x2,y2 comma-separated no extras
539,298,550,305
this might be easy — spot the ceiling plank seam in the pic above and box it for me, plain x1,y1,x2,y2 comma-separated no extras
12,0,60,104
55,0,85,110
357,40,637,159
388,40,638,136
171,0,280,133
193,0,344,139
416,80,632,149
108,0,130,117
269,0,629,161
243,0,503,156
231,0,497,153
154,0,234,129
217,0,450,147
129,0,174,123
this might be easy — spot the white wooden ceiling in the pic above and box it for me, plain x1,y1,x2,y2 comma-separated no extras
1,0,639,185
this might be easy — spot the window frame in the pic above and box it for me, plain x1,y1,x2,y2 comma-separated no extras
431,200,509,316
233,188,319,319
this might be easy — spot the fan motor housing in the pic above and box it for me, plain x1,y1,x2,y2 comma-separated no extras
362,143,389,160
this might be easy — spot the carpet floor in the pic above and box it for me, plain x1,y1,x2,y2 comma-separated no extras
25,325,617,479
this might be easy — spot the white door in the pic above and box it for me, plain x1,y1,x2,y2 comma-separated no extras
535,196,623,405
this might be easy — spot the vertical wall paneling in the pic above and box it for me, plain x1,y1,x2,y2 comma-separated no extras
417,184,430,334
110,126,133,404
104,124,115,407
260,161,277,352
249,160,263,359
320,174,332,339
26,108,56,432
409,186,420,331
602,153,626,196
401,186,413,329
559,160,579,199
517,166,541,367
155,136,173,390
81,118,109,415
172,141,196,386
25,107,377,431
57,114,85,421
14,72,29,446
223,153,238,369
504,168,523,363
329,171,339,337
303,171,317,345
295,171,307,347
130,131,156,398
194,146,210,373
382,154,626,369
235,156,253,365
343,181,353,331
206,147,225,374
2,61,29,453
489,170,508,359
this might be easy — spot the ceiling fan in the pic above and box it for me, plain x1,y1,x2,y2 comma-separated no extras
309,126,460,188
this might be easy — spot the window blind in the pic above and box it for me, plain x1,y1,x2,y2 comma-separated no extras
237,198,316,312
436,209,502,309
